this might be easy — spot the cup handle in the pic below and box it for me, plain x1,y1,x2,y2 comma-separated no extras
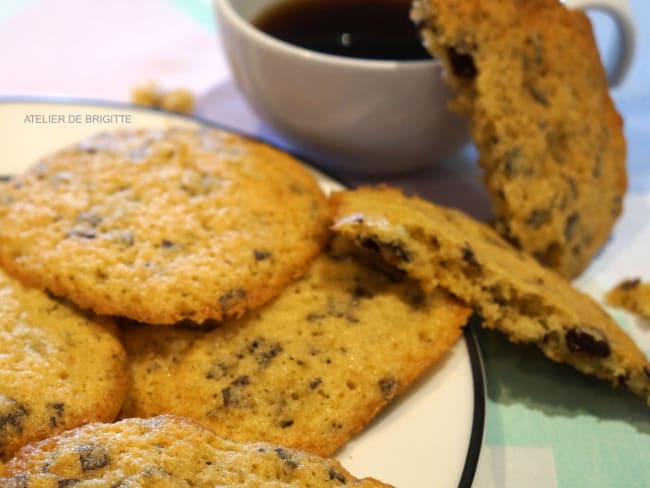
564,0,636,86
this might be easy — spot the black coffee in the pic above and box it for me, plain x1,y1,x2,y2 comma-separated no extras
253,0,431,61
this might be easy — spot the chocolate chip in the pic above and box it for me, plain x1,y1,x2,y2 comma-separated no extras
502,148,522,177
219,288,247,311
221,387,235,407
462,243,480,267
306,312,326,322
58,480,81,487
256,342,283,367
77,443,110,471
48,402,65,428
253,249,272,261
351,284,373,299
248,338,283,367
488,285,508,306
221,385,253,408
275,447,298,469
50,402,64,415
378,377,397,398
461,243,483,276
205,362,229,380
385,241,411,263
620,279,641,291
565,327,611,358
529,86,549,105
564,213,579,242
571,244,581,257
359,237,411,262
232,375,250,386
447,47,477,77
359,237,380,254
527,209,551,229
66,229,96,239
0,397,29,441
547,129,569,164
328,467,347,484
222,376,253,407
160,239,175,248
534,242,562,269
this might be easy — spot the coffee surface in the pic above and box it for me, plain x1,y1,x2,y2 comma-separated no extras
253,0,431,61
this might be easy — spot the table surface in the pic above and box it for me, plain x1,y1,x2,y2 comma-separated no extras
1,1,649,487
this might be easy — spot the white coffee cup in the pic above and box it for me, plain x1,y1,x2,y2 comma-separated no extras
213,0,636,175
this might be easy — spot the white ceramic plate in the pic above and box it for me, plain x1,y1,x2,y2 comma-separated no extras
0,99,485,487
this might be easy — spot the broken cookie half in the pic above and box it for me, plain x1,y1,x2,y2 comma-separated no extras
411,0,627,279
330,186,650,405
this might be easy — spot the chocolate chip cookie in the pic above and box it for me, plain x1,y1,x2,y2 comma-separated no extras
330,186,650,404
0,127,330,324
411,0,627,278
0,268,128,463
1,415,392,487
120,250,471,456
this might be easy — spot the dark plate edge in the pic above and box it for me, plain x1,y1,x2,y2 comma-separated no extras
0,95,486,486
458,316,486,488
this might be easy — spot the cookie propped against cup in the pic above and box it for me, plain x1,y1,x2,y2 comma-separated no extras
411,0,627,279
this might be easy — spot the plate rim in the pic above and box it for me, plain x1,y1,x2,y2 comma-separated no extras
0,95,486,487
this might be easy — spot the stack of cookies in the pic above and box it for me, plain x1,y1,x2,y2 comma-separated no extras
0,127,472,486
0,125,647,487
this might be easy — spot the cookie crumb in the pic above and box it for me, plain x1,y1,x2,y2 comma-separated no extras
605,279,650,319
131,82,195,114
